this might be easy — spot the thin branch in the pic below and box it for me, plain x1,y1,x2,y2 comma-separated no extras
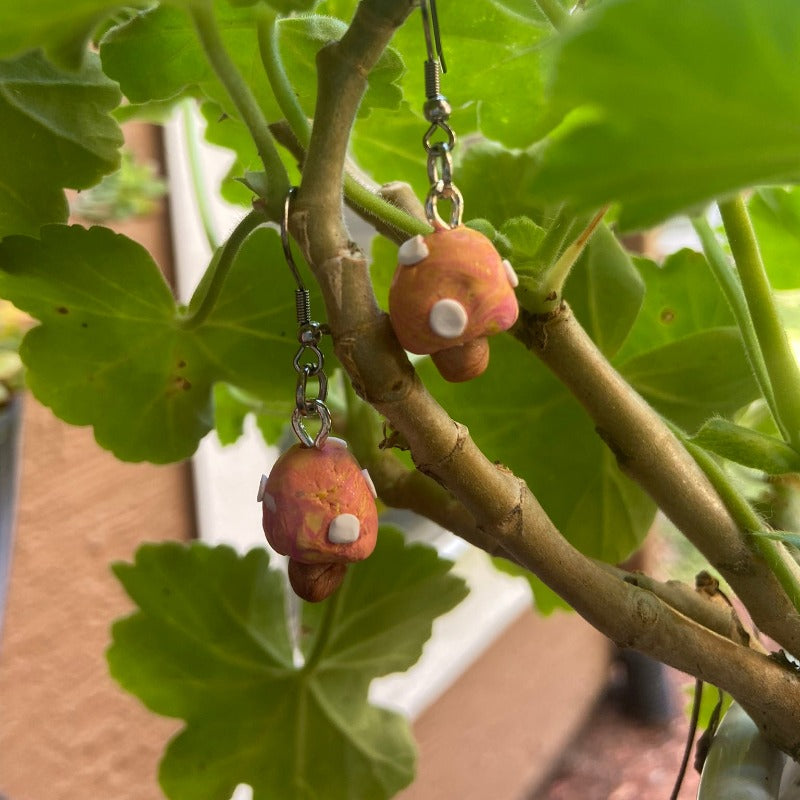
719,195,800,450
180,210,264,329
190,0,288,218
691,215,783,436
516,304,800,655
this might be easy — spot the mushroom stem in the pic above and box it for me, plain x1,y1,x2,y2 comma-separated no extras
431,338,490,382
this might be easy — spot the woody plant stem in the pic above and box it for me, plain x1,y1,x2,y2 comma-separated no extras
290,0,800,756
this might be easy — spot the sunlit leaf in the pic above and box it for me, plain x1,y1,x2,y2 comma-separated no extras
108,530,467,800
749,187,800,291
534,0,800,230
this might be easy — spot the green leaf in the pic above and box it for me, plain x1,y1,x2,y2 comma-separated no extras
616,250,736,362
108,530,467,800
748,187,800,291
201,103,264,207
0,50,123,238
498,216,546,266
614,249,759,430
534,0,800,230
620,329,758,432
0,0,143,68
420,334,656,564
564,225,644,359
492,557,570,616
213,383,287,446
277,16,404,120
456,142,548,228
0,224,327,463
101,8,402,127
351,103,430,200
388,0,553,148
691,418,800,475
101,3,276,120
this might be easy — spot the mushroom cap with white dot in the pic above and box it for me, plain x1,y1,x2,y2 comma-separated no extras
257,474,268,502
429,298,469,339
328,513,361,544
361,468,378,499
262,492,277,513
503,259,519,288
398,235,430,266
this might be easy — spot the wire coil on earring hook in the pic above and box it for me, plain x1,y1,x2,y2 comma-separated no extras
281,186,331,449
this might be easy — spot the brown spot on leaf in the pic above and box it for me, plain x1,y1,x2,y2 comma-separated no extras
660,308,675,323
56,306,69,314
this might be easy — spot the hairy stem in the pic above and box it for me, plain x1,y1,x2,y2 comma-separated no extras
719,196,800,450
692,215,785,439
679,431,800,615
181,210,264,329
190,0,288,217
534,0,570,29
180,100,219,251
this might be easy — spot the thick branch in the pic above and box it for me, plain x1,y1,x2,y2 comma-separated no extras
516,304,800,655
295,0,800,755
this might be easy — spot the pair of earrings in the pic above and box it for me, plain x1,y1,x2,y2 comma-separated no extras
258,2,519,601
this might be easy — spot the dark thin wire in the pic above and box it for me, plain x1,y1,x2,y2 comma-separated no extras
281,186,304,291
421,0,447,73
670,678,703,800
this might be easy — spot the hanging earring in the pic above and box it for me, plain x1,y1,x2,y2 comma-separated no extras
388,0,519,383
257,188,379,603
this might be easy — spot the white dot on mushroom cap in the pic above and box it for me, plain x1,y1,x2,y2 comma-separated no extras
257,474,268,502
262,492,277,513
361,468,378,499
429,298,468,339
398,235,430,266
326,437,348,449
503,259,519,288
328,513,361,544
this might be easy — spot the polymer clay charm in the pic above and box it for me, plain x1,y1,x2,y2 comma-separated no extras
259,439,378,602
259,187,380,603
387,8,519,382
389,225,519,382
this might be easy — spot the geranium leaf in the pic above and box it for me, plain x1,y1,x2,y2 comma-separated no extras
0,50,122,237
748,187,800,291
534,0,800,230
0,224,327,462
691,418,800,475
0,1,144,68
420,334,656,564
615,250,760,431
108,529,467,800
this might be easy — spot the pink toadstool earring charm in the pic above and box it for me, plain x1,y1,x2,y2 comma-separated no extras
258,438,378,603
389,226,519,382
387,0,519,382
257,188,379,603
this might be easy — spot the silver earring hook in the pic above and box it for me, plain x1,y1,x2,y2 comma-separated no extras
282,186,305,293
421,0,446,74
281,187,330,449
